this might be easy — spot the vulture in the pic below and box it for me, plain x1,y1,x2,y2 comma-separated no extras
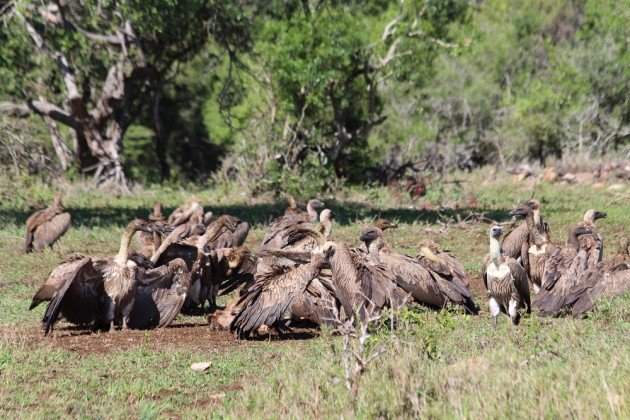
205,214,250,249
230,243,328,339
509,203,551,293
482,226,530,326
137,203,171,258
533,210,606,317
24,192,71,253
368,229,476,313
260,199,325,250
32,219,178,334
168,197,203,227
567,238,629,318
501,199,549,260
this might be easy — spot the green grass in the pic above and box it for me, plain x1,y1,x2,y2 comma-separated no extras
1,173,629,418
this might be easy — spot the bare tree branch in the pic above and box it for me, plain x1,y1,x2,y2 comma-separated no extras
0,100,77,129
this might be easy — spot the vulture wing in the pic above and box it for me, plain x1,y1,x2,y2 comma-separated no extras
30,253,91,309
41,257,104,334
501,222,529,259
129,258,190,329
231,260,321,337
208,220,250,249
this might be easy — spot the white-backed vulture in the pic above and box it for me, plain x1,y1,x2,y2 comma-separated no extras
168,197,203,227
567,238,629,317
482,226,530,326
24,192,71,253
205,214,250,249
501,199,549,260
509,203,551,293
261,199,325,250
533,210,606,317
230,247,328,339
34,219,160,334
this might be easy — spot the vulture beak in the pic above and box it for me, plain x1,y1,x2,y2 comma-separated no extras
509,206,527,217
595,211,607,220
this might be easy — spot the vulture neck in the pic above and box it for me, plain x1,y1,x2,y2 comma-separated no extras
115,226,138,265
489,235,502,268
306,203,319,222
321,217,333,239
196,222,224,250
533,208,542,228
524,211,545,247
567,228,582,251
365,240,381,263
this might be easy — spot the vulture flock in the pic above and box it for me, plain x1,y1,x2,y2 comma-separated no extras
25,194,629,338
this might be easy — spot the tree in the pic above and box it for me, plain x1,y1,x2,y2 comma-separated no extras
0,0,250,191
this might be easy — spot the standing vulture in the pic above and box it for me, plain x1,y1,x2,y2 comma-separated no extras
509,203,551,293
533,210,606,316
482,226,530,326
32,219,176,334
567,238,629,318
24,192,71,253
501,199,549,260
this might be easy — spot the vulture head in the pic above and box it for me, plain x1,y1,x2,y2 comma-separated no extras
374,219,397,230
308,199,326,211
583,209,607,224
490,225,503,239
128,219,155,234
225,246,254,269
509,204,532,218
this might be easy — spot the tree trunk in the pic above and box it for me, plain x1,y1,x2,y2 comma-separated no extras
152,86,170,180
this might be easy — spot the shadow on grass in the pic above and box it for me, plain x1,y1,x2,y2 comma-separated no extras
0,199,513,229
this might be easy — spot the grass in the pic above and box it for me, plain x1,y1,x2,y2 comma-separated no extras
0,171,628,418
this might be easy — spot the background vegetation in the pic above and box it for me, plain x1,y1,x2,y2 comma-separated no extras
1,0,628,193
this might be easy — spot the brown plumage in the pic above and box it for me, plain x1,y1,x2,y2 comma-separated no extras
34,219,156,334
261,199,325,250
374,219,398,231
501,199,549,260
510,203,551,293
127,258,191,329
137,203,170,258
362,228,475,313
482,226,530,326
150,222,206,265
205,214,250,249
24,192,71,253
416,240,478,314
168,197,203,227
230,250,328,338
533,210,606,317
567,238,629,317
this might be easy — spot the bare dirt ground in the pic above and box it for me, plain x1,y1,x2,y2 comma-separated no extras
1,322,320,356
